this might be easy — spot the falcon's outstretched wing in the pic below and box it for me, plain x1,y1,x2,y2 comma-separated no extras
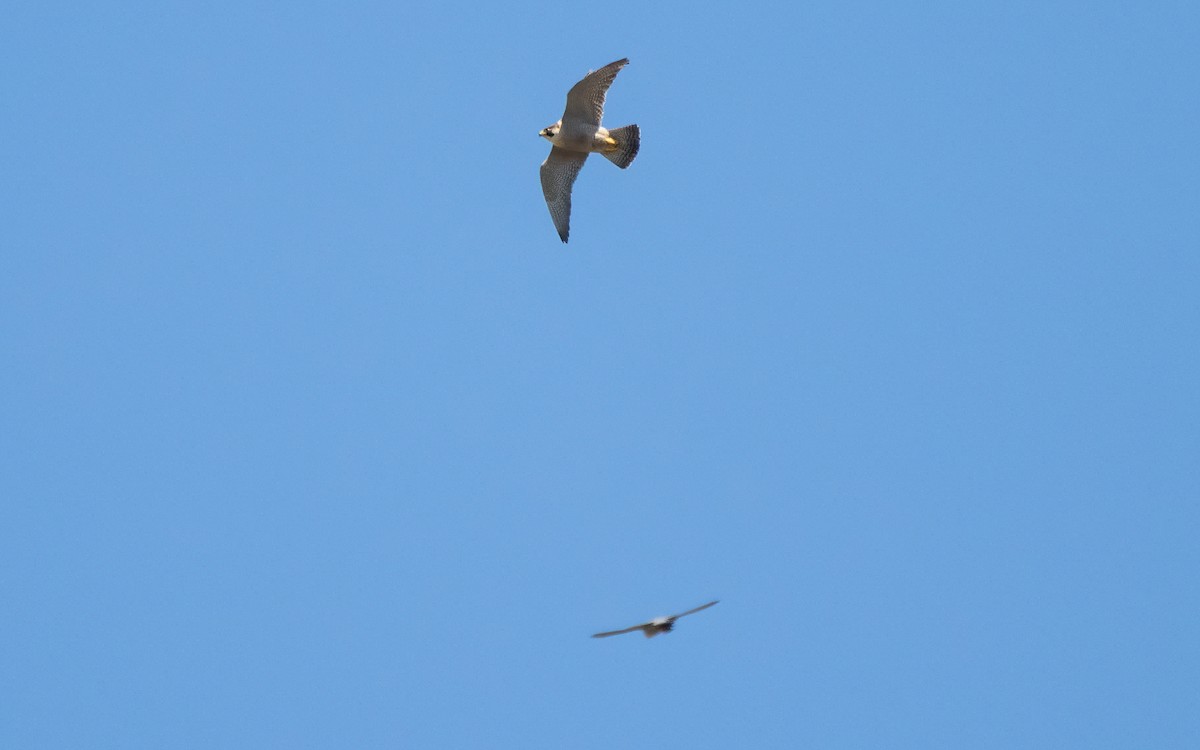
591,623,649,639
540,147,588,243
563,58,629,128
670,600,719,620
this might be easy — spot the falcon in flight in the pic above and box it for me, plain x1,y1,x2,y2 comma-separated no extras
539,58,640,243
591,601,719,639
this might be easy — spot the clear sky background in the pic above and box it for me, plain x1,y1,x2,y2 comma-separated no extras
3,1,1198,747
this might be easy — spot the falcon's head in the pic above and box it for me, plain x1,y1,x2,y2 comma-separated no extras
539,122,561,141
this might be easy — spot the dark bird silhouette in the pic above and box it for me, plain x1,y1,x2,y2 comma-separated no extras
591,601,719,639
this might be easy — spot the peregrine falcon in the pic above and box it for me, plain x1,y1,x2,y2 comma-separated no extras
591,600,718,639
539,57,640,243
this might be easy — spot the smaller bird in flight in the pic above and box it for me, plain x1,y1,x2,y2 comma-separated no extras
539,57,640,243
591,601,719,639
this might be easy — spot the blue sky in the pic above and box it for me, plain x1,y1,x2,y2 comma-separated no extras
3,1,1198,747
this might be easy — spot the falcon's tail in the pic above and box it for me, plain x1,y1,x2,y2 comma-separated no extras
602,124,640,169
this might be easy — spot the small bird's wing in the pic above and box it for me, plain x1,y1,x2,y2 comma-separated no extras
591,622,649,638
563,58,629,128
539,146,588,243
670,600,719,619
